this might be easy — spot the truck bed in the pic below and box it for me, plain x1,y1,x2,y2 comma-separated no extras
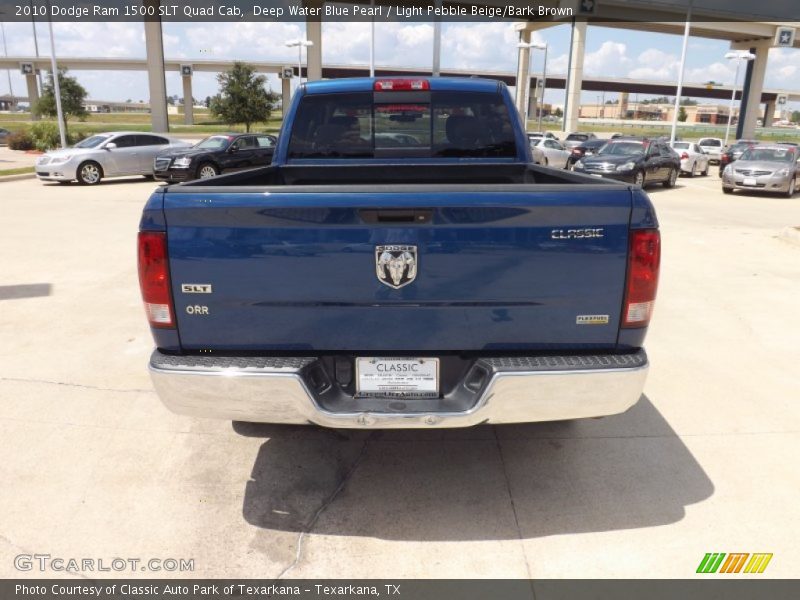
145,163,643,354
169,162,619,189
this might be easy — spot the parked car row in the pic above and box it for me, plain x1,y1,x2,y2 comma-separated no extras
29,125,797,198
34,131,277,185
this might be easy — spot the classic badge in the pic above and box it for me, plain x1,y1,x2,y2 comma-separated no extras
375,245,417,289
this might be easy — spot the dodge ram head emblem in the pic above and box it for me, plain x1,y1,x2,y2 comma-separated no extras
375,245,417,289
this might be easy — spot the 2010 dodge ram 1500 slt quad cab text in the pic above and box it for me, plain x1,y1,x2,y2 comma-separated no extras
138,77,660,429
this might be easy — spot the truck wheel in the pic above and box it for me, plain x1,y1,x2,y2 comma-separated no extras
663,168,677,188
197,163,218,179
634,171,644,187
77,161,103,185
722,187,733,194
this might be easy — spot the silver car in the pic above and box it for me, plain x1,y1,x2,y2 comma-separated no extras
697,137,724,164
563,132,597,149
670,141,710,177
529,136,570,168
35,132,191,185
721,145,799,197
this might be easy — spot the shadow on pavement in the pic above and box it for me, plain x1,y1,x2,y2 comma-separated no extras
0,283,52,300
41,177,158,187
237,395,713,541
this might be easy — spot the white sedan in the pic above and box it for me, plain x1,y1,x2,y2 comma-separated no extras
670,141,710,177
529,137,571,169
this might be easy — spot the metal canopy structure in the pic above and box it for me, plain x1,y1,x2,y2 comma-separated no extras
2,56,796,104
4,0,797,136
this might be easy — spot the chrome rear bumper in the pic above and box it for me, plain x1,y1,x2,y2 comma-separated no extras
149,350,648,429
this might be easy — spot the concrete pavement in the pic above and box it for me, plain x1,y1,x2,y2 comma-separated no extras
0,146,39,171
0,173,798,578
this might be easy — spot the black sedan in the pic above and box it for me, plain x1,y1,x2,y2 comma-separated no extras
572,138,681,188
567,138,607,168
153,133,277,183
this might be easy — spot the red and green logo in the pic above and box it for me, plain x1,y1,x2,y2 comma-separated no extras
697,553,773,574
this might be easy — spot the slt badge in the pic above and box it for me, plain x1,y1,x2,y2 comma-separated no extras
375,245,417,289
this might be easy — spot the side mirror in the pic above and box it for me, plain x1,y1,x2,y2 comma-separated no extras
228,145,239,153
104,142,117,150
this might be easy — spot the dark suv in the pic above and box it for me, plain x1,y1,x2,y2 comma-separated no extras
154,133,277,183
572,138,681,188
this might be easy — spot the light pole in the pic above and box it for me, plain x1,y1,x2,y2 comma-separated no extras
517,41,547,131
369,0,375,77
45,2,66,148
723,50,755,147
669,0,692,144
285,39,313,89
30,0,43,93
0,21,13,102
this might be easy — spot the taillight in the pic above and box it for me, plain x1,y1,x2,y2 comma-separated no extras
622,229,660,328
680,152,689,160
138,231,174,328
374,79,430,91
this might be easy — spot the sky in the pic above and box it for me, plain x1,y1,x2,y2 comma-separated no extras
1,20,799,111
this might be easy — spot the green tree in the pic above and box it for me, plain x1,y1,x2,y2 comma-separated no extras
33,69,88,137
209,62,278,132
552,107,563,118
677,106,688,122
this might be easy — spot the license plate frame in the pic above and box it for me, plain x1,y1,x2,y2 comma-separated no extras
355,357,439,399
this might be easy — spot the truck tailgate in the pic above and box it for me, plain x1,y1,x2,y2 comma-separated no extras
162,187,631,352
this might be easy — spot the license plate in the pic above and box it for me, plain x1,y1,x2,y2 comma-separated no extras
356,357,439,398
743,177,757,186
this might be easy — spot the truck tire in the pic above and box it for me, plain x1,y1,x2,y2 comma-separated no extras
77,161,103,185
722,187,733,194
196,162,219,179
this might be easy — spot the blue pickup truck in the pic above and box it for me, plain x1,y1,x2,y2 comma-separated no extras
138,77,660,429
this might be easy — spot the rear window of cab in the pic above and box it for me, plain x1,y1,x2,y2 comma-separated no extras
287,91,517,159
